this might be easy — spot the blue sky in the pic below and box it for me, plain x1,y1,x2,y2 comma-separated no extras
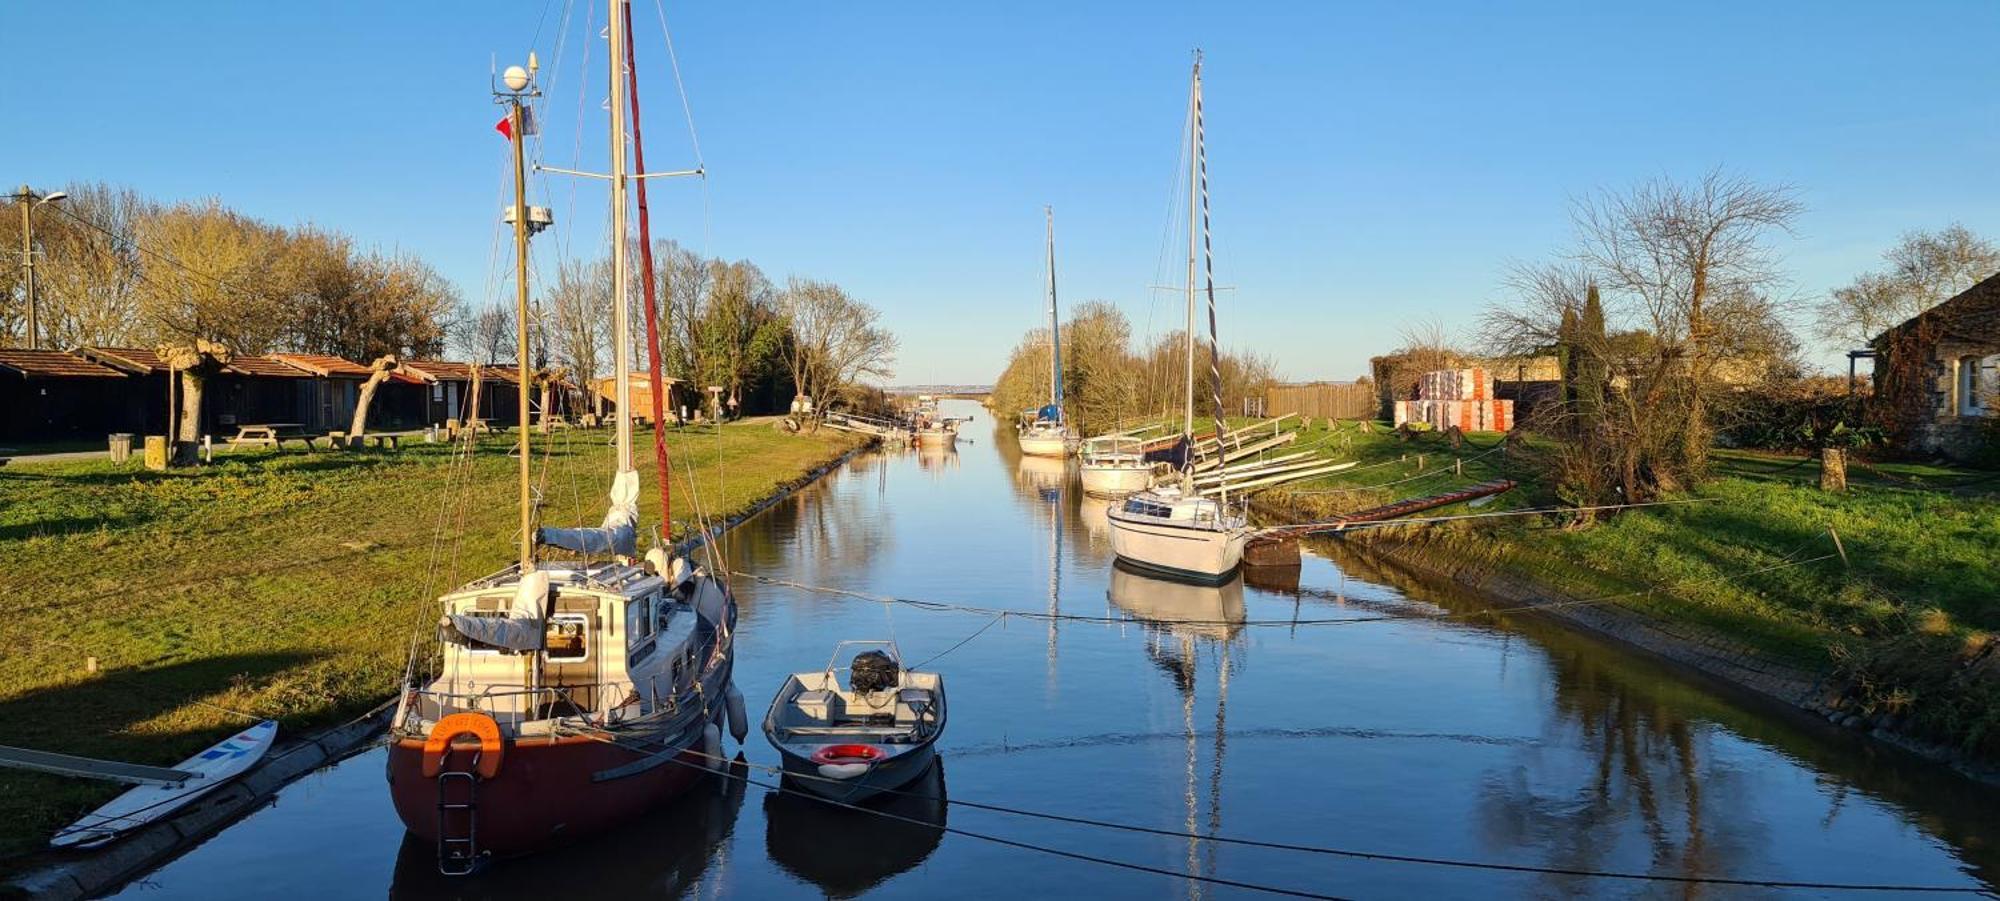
6,2,1997,383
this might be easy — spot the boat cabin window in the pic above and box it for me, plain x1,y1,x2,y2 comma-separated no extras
626,596,654,643
1123,498,1172,518
544,613,590,661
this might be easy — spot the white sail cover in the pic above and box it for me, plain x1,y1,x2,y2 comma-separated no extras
537,469,640,557
440,568,550,651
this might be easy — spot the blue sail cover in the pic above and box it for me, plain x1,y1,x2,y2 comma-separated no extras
1037,403,1062,424
1144,436,1191,469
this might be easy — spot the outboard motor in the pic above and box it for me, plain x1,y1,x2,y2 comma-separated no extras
848,650,900,694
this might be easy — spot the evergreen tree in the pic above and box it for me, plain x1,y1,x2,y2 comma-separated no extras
1575,284,1607,427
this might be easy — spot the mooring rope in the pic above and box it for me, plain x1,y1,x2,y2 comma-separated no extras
565,722,1980,895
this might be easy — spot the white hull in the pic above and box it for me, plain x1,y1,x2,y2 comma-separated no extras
1106,501,1249,583
1079,463,1152,498
916,428,955,447
1017,432,1074,458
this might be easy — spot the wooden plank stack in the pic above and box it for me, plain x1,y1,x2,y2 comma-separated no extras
1393,367,1515,432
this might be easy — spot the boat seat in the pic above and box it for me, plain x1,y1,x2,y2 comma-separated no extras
792,689,842,723
894,688,934,725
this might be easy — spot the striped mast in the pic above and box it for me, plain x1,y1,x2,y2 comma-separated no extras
1193,52,1229,504
1181,55,1199,482
1045,205,1064,426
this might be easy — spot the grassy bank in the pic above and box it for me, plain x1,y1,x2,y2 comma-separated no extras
0,419,862,862
1262,421,2000,761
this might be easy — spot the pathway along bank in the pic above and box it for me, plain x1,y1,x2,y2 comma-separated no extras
2,435,877,901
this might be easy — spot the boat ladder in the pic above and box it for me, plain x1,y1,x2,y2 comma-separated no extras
435,764,481,876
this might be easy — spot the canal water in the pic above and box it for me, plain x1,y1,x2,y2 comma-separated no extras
119,400,1998,898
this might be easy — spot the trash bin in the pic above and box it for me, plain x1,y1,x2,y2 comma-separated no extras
108,433,134,464
143,435,169,471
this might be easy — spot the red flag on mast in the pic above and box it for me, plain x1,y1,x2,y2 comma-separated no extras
495,115,512,140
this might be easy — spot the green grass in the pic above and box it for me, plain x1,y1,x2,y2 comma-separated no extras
1261,423,2000,759
0,419,861,864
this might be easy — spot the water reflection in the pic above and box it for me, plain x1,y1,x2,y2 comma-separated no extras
1078,494,1111,543
1107,565,1244,899
764,759,948,898
914,444,959,476
387,759,748,898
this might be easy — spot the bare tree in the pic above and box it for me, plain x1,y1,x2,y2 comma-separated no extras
547,258,611,415
1815,224,2000,349
33,184,150,348
134,200,291,354
780,277,896,408
1573,170,1803,475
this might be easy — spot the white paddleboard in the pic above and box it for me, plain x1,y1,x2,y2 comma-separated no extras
50,720,278,849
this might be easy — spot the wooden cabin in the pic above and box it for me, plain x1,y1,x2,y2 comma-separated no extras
592,372,686,425
74,346,174,435
269,353,370,432
0,349,131,447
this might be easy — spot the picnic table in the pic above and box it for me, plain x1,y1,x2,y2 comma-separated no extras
228,424,321,452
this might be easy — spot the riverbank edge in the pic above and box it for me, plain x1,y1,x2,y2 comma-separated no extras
2,434,877,901
1251,495,2000,790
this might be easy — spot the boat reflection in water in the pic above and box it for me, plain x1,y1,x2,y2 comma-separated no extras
915,443,959,475
765,758,949,898
1015,452,1069,501
1077,494,1112,542
1107,562,1243,889
387,758,748,898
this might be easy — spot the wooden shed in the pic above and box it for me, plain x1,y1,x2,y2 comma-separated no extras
0,349,132,446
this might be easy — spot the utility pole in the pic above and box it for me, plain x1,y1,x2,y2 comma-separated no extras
13,185,66,350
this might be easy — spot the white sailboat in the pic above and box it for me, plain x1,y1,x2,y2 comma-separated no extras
386,4,741,873
1106,53,1253,584
1078,431,1158,498
1017,206,1079,457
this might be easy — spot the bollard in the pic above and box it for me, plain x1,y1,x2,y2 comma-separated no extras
143,435,170,471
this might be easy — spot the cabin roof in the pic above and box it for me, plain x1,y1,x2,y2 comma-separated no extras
76,345,170,375
401,360,476,382
0,349,126,379
224,355,313,379
269,353,373,378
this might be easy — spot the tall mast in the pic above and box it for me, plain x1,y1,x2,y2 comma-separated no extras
1045,205,1062,421
507,86,535,571
608,0,634,475
1183,54,1200,460
622,0,674,542
1194,53,1229,504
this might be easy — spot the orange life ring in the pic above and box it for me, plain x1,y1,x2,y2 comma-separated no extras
810,743,883,765
421,712,505,778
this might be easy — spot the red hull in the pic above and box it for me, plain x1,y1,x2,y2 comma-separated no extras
386,732,706,856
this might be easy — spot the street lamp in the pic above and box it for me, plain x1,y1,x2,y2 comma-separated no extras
14,185,67,350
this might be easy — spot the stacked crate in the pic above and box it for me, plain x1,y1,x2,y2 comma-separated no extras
1392,367,1515,432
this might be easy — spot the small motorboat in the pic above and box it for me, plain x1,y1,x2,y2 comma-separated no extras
763,642,945,803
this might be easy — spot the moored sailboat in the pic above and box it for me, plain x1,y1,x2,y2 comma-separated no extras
1018,206,1079,457
1107,53,1254,584
385,4,740,873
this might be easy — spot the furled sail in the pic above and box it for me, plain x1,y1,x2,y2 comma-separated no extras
536,469,640,556
439,568,550,651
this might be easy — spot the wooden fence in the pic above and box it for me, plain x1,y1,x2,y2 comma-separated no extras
1264,382,1375,420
